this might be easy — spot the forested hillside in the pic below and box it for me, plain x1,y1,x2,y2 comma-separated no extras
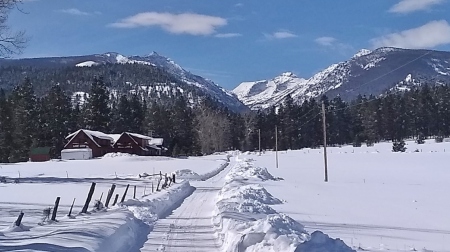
1,74,449,163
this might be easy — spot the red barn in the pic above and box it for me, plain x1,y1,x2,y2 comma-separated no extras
64,129,114,158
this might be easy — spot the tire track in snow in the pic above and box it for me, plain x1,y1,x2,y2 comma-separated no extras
137,155,235,252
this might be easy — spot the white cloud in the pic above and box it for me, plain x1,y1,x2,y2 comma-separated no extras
389,0,445,14
110,12,227,36
371,20,450,49
315,36,337,46
265,30,297,40
59,8,91,16
215,33,242,38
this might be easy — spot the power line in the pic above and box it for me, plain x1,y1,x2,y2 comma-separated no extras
347,51,432,94
326,50,433,114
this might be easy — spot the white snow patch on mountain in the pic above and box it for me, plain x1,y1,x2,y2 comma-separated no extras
76,61,99,67
352,49,372,59
232,72,308,109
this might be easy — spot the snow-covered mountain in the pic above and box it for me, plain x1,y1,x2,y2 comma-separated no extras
233,72,308,109
0,52,248,112
233,47,450,110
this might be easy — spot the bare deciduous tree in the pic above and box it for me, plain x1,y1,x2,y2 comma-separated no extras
0,0,27,57
195,104,231,155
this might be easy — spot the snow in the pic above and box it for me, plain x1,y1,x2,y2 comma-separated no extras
2,140,449,251
244,140,450,251
232,72,308,109
76,61,99,67
405,73,412,82
0,154,230,251
352,49,372,59
71,91,88,105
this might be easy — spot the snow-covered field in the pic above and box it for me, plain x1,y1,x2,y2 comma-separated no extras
1,140,449,251
244,140,450,251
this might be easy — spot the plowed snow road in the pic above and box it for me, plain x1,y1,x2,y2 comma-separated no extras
139,158,236,252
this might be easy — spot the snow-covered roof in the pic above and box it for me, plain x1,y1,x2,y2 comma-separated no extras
149,138,164,146
66,129,114,141
108,134,122,143
65,129,114,149
127,132,153,140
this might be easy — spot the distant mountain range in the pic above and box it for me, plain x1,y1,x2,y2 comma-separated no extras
0,52,248,112
1,47,450,112
233,47,450,110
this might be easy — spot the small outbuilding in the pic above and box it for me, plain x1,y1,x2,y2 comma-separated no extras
61,148,93,160
29,147,51,162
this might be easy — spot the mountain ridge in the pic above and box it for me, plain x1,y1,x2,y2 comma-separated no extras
233,47,450,110
0,51,248,112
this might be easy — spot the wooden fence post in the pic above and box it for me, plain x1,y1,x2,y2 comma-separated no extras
156,177,162,191
81,182,96,213
68,198,76,217
113,194,119,206
15,212,24,226
133,185,136,199
51,197,60,221
120,184,130,203
105,184,116,208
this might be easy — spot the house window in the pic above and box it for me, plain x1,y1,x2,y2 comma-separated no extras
73,144,88,148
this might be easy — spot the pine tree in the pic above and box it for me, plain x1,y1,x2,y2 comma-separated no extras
40,84,71,157
9,78,38,162
85,77,111,132
0,89,14,162
129,94,144,133
112,94,131,133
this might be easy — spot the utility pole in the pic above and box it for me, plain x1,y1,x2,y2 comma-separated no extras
258,129,261,156
322,100,328,182
275,125,278,169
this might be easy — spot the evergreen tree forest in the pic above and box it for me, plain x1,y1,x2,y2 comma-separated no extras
1,75,450,163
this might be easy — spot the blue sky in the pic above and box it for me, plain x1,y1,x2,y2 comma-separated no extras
9,0,450,89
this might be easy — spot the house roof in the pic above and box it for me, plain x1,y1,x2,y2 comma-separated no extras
65,129,114,148
65,130,164,150
149,138,164,146
66,129,114,141
124,132,164,145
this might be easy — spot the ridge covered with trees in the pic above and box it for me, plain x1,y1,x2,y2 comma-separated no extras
1,75,449,163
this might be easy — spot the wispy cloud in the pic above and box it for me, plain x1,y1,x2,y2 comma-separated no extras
264,30,298,40
389,0,445,14
371,20,450,49
110,12,227,36
315,36,337,46
215,33,242,38
235,3,244,7
58,8,93,16
314,36,354,55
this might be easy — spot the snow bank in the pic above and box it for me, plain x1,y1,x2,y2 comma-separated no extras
175,154,231,181
0,209,140,252
1,223,31,233
295,231,353,252
122,181,194,220
215,156,354,252
226,158,278,181
103,152,137,158
241,214,309,252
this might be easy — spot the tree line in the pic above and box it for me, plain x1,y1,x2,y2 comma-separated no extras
0,76,449,163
